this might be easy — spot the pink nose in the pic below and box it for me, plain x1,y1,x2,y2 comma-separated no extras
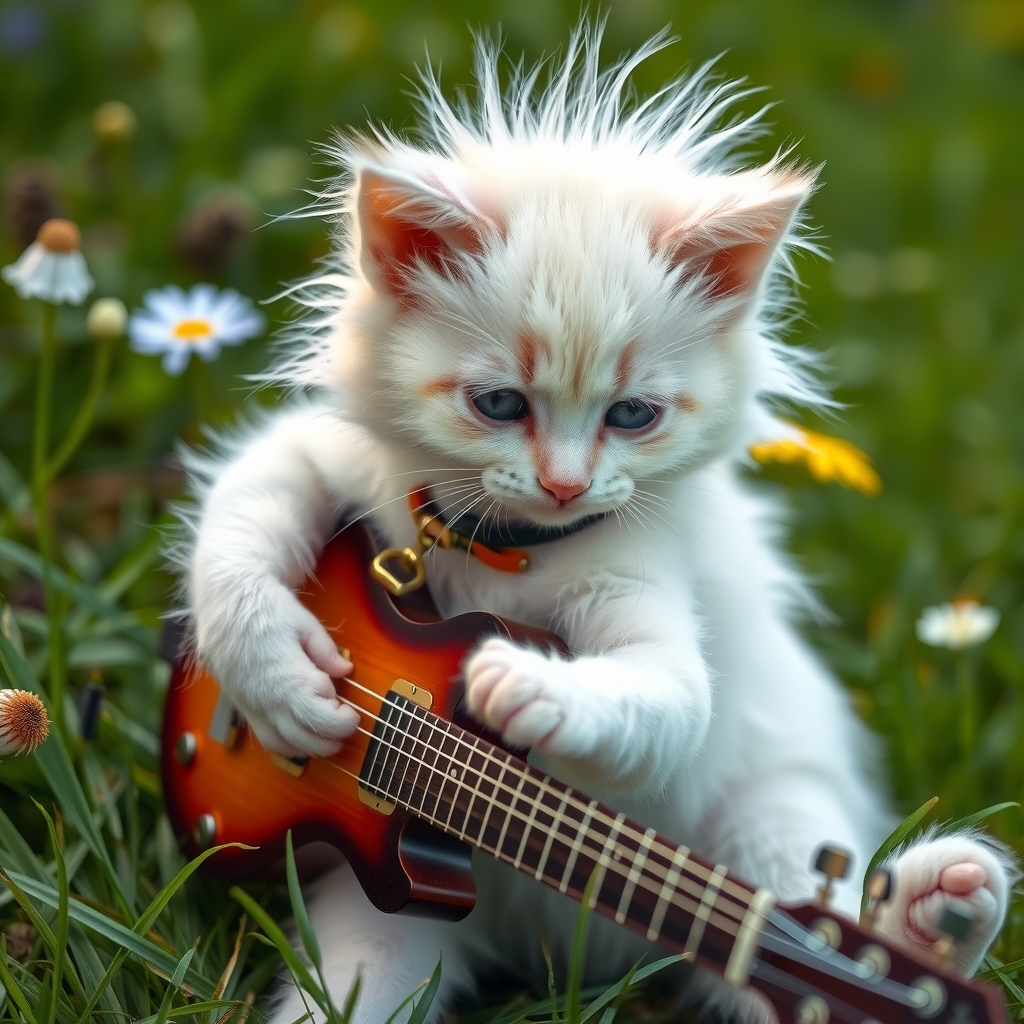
538,475,589,503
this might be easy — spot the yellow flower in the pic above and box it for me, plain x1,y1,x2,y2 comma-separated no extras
750,424,882,496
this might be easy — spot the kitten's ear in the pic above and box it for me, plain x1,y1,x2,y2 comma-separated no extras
656,170,815,303
353,162,495,300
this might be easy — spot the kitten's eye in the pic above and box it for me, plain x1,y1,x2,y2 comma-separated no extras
472,389,530,421
605,400,657,430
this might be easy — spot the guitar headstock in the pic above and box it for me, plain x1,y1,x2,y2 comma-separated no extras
751,898,1008,1024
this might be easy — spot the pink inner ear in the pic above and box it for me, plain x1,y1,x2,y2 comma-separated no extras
359,172,484,300
657,182,810,301
697,240,771,299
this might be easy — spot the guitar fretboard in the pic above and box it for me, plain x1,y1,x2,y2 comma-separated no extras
358,690,775,985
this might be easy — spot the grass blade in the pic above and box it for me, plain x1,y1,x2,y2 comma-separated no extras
945,801,1019,834
406,957,442,1024
5,870,215,996
37,803,70,1024
861,796,938,912
0,942,40,1024
285,831,322,973
566,868,599,1024
73,842,251,1024
229,886,325,1007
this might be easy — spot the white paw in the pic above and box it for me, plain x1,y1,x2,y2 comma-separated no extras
201,583,359,758
875,834,1013,977
464,638,604,758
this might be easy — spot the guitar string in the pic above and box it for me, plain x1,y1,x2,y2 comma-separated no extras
337,693,750,921
316,696,916,1006
332,699,753,934
342,684,759,917
320,751,746,945
339,674,755,905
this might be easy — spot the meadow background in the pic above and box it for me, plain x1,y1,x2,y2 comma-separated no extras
2,0,1024,1020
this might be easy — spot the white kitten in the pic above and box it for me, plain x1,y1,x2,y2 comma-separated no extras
179,27,1016,1023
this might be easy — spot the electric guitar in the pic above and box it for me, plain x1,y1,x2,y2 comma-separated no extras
162,523,1008,1024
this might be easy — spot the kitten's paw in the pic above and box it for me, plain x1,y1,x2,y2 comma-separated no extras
875,834,1013,977
464,638,601,757
204,589,358,758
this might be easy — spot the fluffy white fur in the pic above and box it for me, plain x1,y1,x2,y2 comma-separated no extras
179,27,1016,1023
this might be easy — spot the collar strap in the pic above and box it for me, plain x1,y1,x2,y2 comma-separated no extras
408,487,605,574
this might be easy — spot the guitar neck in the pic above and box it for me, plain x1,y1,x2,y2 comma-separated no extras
357,687,775,986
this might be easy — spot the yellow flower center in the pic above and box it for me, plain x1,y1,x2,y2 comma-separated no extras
173,319,214,340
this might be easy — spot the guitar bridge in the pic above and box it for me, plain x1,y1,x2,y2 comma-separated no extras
358,679,433,816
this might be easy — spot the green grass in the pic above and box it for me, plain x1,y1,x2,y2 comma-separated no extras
2,0,1024,1020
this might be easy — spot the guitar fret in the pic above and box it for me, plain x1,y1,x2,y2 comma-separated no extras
647,844,691,941
559,799,597,894
432,720,460,823
476,752,512,847
683,863,727,958
588,813,626,909
456,735,487,840
397,705,431,808
534,786,572,881
513,775,551,870
615,827,656,924
354,690,769,986
381,699,416,803
495,768,529,858
366,698,399,793
417,714,446,820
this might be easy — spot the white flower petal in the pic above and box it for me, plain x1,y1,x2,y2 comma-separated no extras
51,253,94,304
3,245,94,304
189,283,219,318
162,346,192,375
143,286,189,322
916,601,1000,649
196,341,222,362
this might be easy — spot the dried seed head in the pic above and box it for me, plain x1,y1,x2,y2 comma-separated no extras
175,197,252,275
37,218,81,254
5,162,61,249
0,689,50,755
2,922,37,963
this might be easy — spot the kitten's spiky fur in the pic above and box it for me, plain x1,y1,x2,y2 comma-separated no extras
180,27,1016,1023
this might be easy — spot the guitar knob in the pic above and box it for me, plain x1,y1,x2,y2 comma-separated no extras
933,900,974,962
860,866,893,929
812,844,851,907
193,813,217,849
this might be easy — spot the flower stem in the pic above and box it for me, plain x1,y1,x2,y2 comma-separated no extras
32,303,66,735
45,336,114,482
189,355,211,425
955,652,975,762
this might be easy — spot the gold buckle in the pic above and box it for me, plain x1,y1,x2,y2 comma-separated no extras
369,546,427,596
416,514,453,551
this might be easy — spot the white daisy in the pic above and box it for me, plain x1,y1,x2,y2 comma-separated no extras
127,283,265,375
1,219,95,305
916,599,1000,650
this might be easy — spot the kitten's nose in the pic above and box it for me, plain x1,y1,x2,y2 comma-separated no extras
538,475,589,503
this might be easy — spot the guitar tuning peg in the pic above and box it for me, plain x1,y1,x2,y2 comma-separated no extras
932,900,974,963
812,844,852,907
860,867,894,930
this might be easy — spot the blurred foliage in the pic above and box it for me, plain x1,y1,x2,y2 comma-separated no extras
1,0,1024,1017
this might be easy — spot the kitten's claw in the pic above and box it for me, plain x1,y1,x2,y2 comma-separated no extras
875,834,1013,978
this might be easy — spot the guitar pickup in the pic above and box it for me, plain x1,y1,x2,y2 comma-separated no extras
270,753,309,778
209,689,242,748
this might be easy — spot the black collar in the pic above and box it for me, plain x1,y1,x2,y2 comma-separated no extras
420,492,606,549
